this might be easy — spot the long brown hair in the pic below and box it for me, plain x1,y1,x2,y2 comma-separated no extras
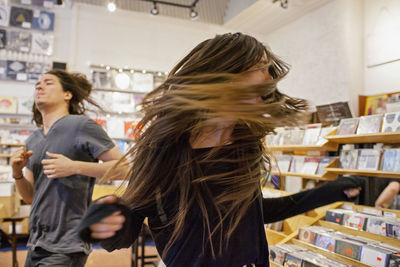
116,33,308,258
32,69,102,126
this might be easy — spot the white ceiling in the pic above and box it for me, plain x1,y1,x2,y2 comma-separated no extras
71,0,333,35
225,0,334,35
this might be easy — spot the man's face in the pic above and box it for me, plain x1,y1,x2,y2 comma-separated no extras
34,74,72,109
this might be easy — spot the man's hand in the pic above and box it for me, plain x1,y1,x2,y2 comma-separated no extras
10,147,33,178
42,152,77,178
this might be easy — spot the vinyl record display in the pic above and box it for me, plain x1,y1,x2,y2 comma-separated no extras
33,10,54,31
9,6,33,28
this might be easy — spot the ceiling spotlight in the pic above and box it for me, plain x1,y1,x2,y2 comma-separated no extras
150,2,159,15
107,1,116,12
189,8,198,20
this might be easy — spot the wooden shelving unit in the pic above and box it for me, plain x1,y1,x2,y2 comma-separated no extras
0,154,11,158
324,158,400,179
326,131,400,144
267,201,400,267
267,142,338,152
0,143,25,147
271,171,337,181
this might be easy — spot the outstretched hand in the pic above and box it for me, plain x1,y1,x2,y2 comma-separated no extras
42,152,76,178
89,195,126,239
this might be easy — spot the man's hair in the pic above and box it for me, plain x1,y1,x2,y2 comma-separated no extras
32,69,101,126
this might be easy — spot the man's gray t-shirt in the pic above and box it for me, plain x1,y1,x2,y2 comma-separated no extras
25,115,115,254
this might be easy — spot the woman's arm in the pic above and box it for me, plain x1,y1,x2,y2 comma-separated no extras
78,195,145,251
262,176,363,223
375,181,400,208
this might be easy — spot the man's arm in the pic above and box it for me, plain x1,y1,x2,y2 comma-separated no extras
10,147,35,204
14,168,34,204
42,147,130,180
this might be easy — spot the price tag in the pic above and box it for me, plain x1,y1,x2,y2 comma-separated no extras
22,22,31,29
17,73,27,81
21,0,32,5
383,211,397,219
44,0,54,8
363,207,382,216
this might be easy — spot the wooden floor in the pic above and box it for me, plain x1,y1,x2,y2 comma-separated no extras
0,246,160,267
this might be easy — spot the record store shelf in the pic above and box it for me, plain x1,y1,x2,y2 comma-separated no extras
267,143,338,152
288,238,372,267
270,171,337,181
315,220,400,247
325,131,400,144
324,167,400,179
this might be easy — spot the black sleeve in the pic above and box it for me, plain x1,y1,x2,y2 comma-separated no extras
262,176,364,224
77,197,145,251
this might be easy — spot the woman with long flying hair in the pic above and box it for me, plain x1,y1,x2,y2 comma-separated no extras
78,33,362,266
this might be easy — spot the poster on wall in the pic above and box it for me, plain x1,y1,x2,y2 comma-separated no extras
17,96,34,114
0,60,6,80
0,5,9,27
7,30,31,53
33,10,55,31
0,28,5,49
0,95,17,114
31,32,53,55
7,60,27,80
27,62,44,82
9,6,33,29
91,70,111,89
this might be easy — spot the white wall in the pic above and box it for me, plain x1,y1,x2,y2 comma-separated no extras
261,0,364,115
364,0,400,95
71,3,227,76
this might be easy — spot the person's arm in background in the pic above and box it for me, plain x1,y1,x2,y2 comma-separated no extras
41,147,130,180
262,176,363,224
375,181,400,208
10,147,34,204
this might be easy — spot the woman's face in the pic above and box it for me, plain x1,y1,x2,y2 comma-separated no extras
242,58,273,104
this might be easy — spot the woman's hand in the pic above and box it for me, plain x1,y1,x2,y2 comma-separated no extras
89,195,126,239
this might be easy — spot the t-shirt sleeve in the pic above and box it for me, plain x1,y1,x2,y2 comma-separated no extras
76,118,115,159
25,135,34,171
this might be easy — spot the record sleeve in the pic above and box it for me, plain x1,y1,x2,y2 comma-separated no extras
124,120,140,138
112,92,134,113
289,129,304,145
298,227,315,244
283,253,303,267
380,149,400,172
281,130,292,145
17,96,33,114
316,101,352,124
334,238,363,260
336,118,360,135
382,112,400,133
33,10,54,31
360,245,392,267
9,6,33,29
0,28,5,49
276,155,292,172
356,114,383,134
6,60,27,80
316,126,335,145
289,156,305,173
343,213,367,230
365,216,388,236
339,149,359,169
27,62,44,82
0,60,6,79
0,95,17,113
302,123,322,145
0,5,9,27
314,232,336,252
386,222,400,239
316,157,335,175
92,70,111,89
7,30,31,53
31,32,53,55
302,157,320,174
357,149,381,171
